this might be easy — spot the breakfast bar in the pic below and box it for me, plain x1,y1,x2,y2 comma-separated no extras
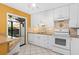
0,36,20,55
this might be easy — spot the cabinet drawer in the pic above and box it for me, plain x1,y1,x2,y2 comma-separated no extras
52,46,70,55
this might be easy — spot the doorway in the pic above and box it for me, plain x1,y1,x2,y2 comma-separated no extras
7,13,27,46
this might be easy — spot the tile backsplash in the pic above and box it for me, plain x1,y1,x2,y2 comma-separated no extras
32,24,54,34
54,20,69,29
69,28,77,37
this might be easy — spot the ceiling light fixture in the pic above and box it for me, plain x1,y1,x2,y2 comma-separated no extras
32,3,36,7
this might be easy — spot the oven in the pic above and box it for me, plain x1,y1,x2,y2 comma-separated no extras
54,32,70,50
55,38,66,46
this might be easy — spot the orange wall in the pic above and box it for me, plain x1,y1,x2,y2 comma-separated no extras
0,3,31,35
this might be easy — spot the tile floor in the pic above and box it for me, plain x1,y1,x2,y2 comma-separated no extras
18,44,60,55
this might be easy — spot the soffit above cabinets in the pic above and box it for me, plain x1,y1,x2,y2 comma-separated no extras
4,3,70,14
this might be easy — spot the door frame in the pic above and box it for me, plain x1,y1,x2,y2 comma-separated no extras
6,12,27,45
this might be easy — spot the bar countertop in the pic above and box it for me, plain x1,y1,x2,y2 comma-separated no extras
0,35,19,44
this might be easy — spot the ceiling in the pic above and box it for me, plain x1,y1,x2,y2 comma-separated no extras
4,3,70,14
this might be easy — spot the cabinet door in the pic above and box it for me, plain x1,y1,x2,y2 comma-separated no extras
47,36,54,49
28,33,32,43
44,36,50,48
28,33,37,43
77,4,79,27
34,34,42,45
38,35,48,48
54,6,69,20
71,38,79,55
36,35,52,49
40,35,53,49
47,10,54,27
69,4,78,27
31,13,44,29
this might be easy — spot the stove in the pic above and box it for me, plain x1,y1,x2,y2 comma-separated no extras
53,20,70,54
54,31,70,50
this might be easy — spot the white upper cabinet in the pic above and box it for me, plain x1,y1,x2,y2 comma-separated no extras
31,13,44,28
69,4,78,27
31,10,54,31
77,4,79,27
48,10,54,27
43,10,54,27
54,6,69,20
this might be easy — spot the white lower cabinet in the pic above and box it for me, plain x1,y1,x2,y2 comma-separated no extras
71,38,79,55
28,33,53,49
47,37,54,49
28,34,34,43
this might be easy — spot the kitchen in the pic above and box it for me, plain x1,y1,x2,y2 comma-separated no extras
0,3,79,55
28,3,79,55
